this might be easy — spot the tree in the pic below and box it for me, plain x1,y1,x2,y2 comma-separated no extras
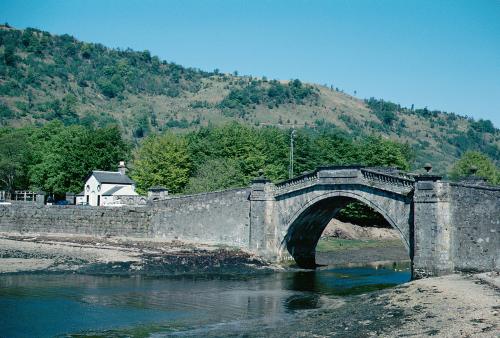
3,45,17,66
449,151,499,185
186,122,266,184
28,122,129,193
131,133,191,194
0,129,31,191
359,136,411,170
184,158,245,194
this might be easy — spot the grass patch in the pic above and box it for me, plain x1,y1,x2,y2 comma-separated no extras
316,238,404,252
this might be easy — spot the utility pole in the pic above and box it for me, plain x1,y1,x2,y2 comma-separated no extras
289,129,296,179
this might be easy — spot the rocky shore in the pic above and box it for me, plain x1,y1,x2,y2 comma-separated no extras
194,273,499,337
0,232,272,275
0,230,409,276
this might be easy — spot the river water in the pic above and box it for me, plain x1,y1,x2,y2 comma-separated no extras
0,263,410,337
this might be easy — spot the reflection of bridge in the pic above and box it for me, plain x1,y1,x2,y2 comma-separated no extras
1,166,499,279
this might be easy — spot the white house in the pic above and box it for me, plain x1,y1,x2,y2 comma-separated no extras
76,161,138,206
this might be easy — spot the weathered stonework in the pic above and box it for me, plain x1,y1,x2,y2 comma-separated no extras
0,166,498,278
249,178,277,260
150,188,251,247
449,183,499,272
412,176,453,278
0,189,251,247
264,167,415,269
0,203,151,237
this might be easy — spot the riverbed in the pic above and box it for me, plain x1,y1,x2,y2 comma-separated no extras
1,264,411,337
2,269,498,337
0,233,498,337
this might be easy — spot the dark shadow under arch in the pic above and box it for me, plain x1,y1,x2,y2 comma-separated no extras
282,194,410,269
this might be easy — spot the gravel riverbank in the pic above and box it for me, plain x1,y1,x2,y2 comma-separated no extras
0,232,272,275
0,232,409,275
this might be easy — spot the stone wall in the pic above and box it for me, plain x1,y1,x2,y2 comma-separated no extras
413,179,500,277
0,188,252,249
449,183,500,272
150,188,251,248
0,203,152,237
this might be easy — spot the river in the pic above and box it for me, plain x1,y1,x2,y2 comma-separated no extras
0,263,410,337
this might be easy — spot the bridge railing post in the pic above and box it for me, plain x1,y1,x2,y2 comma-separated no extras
413,164,453,278
249,174,277,261
36,191,45,205
147,186,168,202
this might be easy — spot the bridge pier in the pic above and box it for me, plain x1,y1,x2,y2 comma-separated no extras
412,174,454,278
249,176,279,261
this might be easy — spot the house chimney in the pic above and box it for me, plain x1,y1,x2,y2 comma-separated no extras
118,161,127,175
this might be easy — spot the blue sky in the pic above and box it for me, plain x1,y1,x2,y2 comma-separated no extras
1,0,499,127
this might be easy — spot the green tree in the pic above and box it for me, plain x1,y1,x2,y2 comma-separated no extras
359,136,411,170
0,104,15,125
313,131,359,166
184,158,245,194
337,202,389,227
3,45,17,66
186,122,266,184
131,133,191,194
28,122,129,193
258,127,289,181
449,151,499,185
0,129,32,191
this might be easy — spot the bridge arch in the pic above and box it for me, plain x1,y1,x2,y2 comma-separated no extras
280,189,412,269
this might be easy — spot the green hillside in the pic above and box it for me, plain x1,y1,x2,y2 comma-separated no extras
1,25,498,174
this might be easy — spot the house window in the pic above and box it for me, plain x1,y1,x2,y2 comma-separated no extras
97,185,101,192
97,195,101,206
86,185,90,192
86,195,89,204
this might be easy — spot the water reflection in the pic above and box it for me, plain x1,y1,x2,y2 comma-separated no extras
282,263,410,312
0,264,410,338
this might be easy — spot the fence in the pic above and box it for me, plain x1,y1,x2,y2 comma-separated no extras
1,191,38,202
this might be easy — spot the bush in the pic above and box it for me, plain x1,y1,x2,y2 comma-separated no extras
219,79,317,117
449,151,499,185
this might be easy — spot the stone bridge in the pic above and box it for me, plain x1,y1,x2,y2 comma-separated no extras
247,166,499,278
1,166,499,278
257,166,415,269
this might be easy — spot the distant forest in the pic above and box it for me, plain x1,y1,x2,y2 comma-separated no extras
0,24,498,198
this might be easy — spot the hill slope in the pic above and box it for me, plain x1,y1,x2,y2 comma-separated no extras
0,25,498,173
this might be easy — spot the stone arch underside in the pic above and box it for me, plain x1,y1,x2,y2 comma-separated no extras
279,188,413,269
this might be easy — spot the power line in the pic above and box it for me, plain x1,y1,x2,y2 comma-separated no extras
289,129,296,179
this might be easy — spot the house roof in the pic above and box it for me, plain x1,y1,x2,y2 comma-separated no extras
102,185,139,196
77,191,85,196
102,186,125,196
91,171,135,185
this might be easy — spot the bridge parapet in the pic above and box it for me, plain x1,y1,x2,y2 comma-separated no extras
273,166,415,197
273,165,366,195
273,172,319,195
361,168,415,188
